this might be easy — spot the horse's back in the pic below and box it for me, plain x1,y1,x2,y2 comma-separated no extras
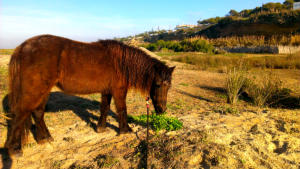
10,34,117,95
57,39,117,94
12,34,67,81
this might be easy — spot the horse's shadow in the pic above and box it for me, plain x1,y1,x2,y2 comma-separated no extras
2,92,119,133
45,92,119,132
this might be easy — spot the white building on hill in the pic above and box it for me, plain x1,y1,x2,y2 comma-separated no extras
294,2,300,10
175,24,197,30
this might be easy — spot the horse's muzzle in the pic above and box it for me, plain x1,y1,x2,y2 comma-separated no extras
155,105,166,115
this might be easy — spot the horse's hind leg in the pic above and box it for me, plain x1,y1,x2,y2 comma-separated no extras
6,81,56,155
6,92,52,155
96,93,112,133
32,96,53,144
5,110,32,156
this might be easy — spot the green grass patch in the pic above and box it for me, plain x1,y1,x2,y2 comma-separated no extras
95,155,119,168
212,105,240,115
128,114,183,132
179,82,189,87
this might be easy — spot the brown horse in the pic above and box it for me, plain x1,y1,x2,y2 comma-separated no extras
5,34,175,155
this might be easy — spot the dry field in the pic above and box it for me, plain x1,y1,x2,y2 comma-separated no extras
0,51,300,169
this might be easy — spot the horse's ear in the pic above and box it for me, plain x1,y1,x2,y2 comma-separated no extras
169,66,176,74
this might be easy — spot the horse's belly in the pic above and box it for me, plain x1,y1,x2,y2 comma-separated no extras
58,68,113,94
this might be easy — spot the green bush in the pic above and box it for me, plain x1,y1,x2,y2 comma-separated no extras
146,39,215,53
128,114,183,132
147,43,158,51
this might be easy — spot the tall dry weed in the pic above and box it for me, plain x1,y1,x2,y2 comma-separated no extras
225,67,247,105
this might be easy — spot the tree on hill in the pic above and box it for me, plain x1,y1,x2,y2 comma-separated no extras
284,0,294,9
262,2,284,12
228,9,239,16
240,9,252,17
197,17,223,25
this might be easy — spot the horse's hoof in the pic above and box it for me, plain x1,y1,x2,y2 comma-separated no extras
119,126,133,134
8,148,23,157
96,126,107,133
36,136,54,144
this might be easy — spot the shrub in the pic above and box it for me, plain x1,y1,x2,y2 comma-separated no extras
147,43,158,51
225,68,292,107
243,73,291,107
192,39,214,53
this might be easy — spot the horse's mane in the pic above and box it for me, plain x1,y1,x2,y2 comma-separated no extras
96,40,171,93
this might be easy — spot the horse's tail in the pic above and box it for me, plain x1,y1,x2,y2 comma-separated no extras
8,43,32,144
8,44,22,115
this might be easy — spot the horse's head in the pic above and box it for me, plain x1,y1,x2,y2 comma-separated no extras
150,66,175,114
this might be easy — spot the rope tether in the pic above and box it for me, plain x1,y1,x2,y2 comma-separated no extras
146,96,150,168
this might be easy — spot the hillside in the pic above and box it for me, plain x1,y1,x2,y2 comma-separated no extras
119,1,300,43
196,11,300,38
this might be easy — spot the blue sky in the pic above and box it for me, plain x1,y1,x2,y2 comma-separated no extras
0,0,284,48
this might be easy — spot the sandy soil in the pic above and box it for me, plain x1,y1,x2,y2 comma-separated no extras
0,52,299,169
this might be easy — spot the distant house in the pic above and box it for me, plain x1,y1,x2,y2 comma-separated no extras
294,2,300,10
175,24,197,30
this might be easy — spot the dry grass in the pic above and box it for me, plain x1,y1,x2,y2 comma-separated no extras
0,49,14,55
0,65,9,119
190,35,300,47
157,51,300,71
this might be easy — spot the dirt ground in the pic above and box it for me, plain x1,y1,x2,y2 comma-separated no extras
0,52,299,169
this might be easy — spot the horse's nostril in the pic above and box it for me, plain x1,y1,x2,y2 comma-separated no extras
160,104,167,113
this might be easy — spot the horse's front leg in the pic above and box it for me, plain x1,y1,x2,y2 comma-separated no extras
96,93,112,133
113,89,132,134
